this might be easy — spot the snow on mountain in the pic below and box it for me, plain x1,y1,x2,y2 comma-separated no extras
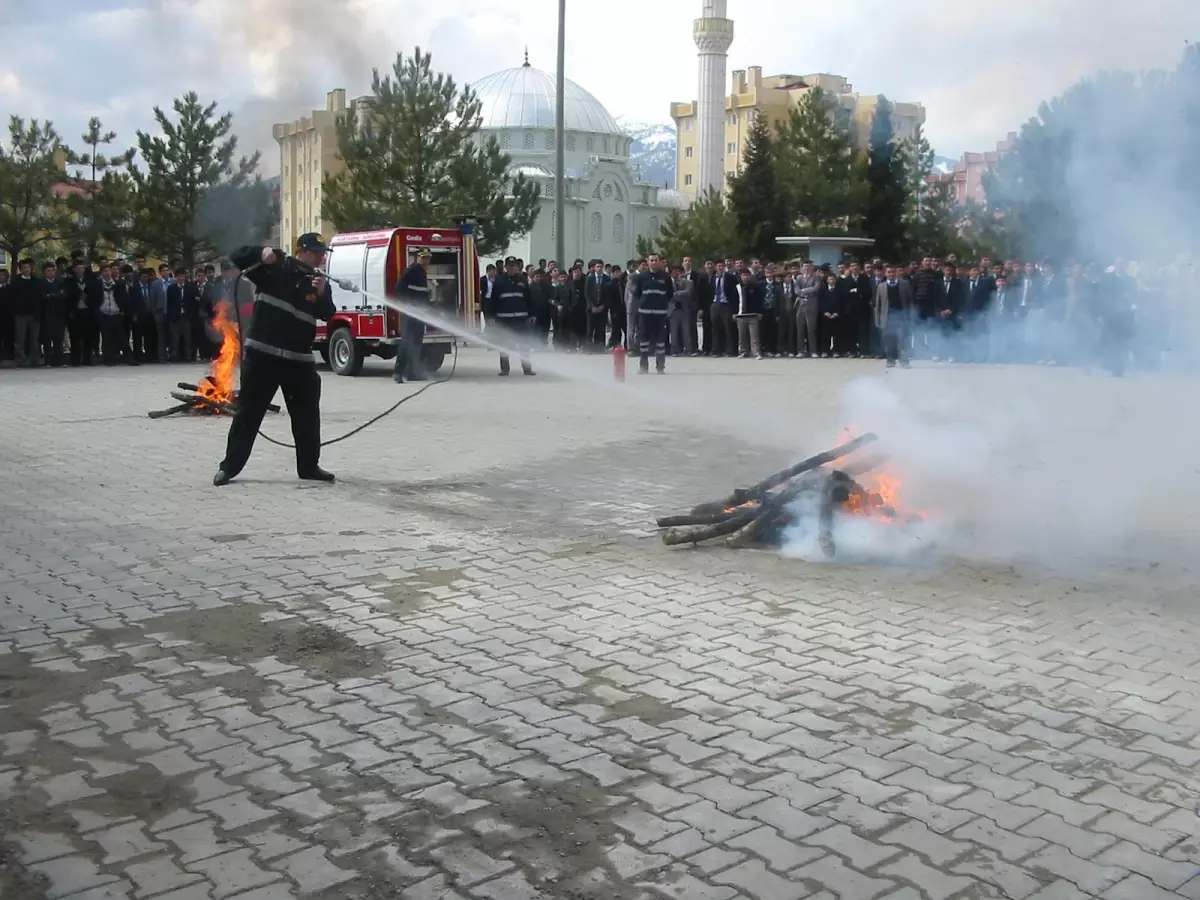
932,155,958,175
617,117,677,189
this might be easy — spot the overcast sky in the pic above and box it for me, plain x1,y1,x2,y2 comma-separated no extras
0,0,1194,175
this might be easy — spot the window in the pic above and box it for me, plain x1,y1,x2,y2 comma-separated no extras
727,142,737,154
684,174,693,186
593,183,602,200
550,212,556,238
0,249,7,267
365,245,388,302
685,147,693,158
727,113,737,125
590,211,602,242
603,138,609,153
612,213,625,243
545,132,555,150
648,216,660,234
747,109,756,122
502,131,512,149
327,242,366,308
586,136,594,151
603,183,613,199
524,131,535,149
545,180,554,197
566,135,576,152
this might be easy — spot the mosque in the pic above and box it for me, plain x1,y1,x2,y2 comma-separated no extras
274,55,687,265
469,54,689,266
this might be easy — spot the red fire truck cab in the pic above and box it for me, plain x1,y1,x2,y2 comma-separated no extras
317,226,479,376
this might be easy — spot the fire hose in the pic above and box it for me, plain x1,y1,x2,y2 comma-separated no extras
229,259,457,449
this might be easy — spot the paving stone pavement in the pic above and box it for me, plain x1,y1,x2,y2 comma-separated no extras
2,351,1200,900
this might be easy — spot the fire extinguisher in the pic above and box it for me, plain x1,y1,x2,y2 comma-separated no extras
613,346,626,382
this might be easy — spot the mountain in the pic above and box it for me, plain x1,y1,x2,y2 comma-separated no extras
932,155,958,175
619,118,677,189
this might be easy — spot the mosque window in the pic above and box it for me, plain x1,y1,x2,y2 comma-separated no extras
567,134,576,152
545,180,554,197
586,136,594,152
590,212,602,242
550,212,555,238
603,184,613,199
593,183,602,200
501,131,512,149
524,131,535,149
612,213,625,243
545,132,555,150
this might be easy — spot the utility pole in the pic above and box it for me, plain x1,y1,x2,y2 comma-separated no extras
554,0,566,268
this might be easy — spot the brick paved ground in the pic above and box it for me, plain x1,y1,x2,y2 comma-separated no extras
2,351,1199,900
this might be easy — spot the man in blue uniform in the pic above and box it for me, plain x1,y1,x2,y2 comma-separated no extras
213,233,336,486
392,248,433,383
633,253,673,374
485,256,535,376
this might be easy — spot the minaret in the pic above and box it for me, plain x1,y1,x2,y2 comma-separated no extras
693,0,733,198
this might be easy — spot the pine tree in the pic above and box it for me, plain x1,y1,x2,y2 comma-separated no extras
774,87,866,233
64,117,136,260
0,116,68,265
727,113,789,258
322,47,540,257
899,122,934,231
862,97,908,260
642,189,739,262
128,92,260,269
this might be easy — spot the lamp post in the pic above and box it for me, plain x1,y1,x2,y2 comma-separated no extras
554,0,566,268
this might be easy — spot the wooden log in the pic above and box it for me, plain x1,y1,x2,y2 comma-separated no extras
170,390,235,415
148,403,192,419
689,433,878,515
178,381,278,413
656,509,743,528
724,475,824,549
662,507,760,546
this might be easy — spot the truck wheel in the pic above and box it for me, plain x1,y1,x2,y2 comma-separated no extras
329,327,364,376
420,346,448,373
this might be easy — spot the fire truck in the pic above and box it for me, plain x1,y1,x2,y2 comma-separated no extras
315,222,481,376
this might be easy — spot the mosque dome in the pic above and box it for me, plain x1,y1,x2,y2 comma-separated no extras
657,188,692,211
470,57,624,136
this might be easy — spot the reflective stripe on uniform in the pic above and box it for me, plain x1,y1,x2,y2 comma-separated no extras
499,292,524,299
496,312,526,318
244,338,313,362
256,292,316,325
638,308,668,315
405,284,429,292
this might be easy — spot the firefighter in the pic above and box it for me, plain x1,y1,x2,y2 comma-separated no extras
485,256,535,376
393,248,432,383
634,252,673,373
212,233,336,486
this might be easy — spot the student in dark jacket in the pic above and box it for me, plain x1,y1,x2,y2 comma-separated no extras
583,261,608,352
37,261,68,367
88,264,129,365
602,267,625,349
817,272,842,357
11,258,41,367
165,269,192,362
63,262,94,365
936,263,966,359
733,267,764,359
0,269,11,362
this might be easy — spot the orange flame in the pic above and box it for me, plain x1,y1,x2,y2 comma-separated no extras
197,303,240,406
843,468,925,524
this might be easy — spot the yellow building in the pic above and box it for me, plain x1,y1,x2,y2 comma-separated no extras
671,68,926,200
273,88,369,251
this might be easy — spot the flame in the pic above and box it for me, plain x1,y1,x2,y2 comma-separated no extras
196,302,240,406
843,468,925,524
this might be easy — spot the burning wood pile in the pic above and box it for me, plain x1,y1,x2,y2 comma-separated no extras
148,305,278,420
655,432,925,558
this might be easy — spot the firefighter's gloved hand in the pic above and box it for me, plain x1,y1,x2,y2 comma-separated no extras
335,279,358,292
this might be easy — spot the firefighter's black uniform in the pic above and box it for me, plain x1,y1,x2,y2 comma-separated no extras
393,256,431,383
485,259,534,375
214,236,336,485
634,266,674,373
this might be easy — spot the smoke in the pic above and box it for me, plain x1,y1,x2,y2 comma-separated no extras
782,313,1200,571
142,0,393,172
